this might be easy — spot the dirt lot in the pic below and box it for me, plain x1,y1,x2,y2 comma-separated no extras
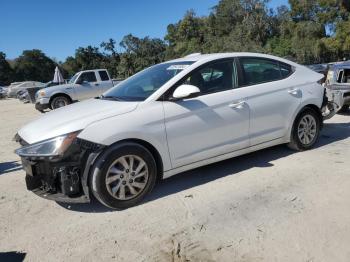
0,98,350,262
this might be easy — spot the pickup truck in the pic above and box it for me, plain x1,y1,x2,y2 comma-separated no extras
35,69,116,111
324,62,350,112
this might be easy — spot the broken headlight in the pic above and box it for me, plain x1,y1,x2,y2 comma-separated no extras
15,131,80,157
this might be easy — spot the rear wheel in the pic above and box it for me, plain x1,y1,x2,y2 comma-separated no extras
50,96,70,109
287,108,321,151
90,143,157,209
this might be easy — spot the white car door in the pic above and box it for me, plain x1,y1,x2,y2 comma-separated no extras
75,72,99,100
163,59,250,168
237,57,301,145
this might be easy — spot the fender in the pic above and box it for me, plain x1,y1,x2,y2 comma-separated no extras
78,102,172,172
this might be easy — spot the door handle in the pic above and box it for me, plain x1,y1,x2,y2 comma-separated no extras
229,101,246,109
65,87,73,90
94,83,99,86
288,88,300,95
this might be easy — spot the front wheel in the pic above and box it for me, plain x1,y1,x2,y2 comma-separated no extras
90,143,157,209
50,96,70,109
287,108,321,151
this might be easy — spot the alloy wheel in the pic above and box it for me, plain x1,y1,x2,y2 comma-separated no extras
297,114,317,145
105,155,149,200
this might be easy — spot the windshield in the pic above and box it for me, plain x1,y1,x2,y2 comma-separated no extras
69,73,79,84
102,61,194,101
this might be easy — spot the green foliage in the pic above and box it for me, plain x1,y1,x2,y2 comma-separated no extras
118,34,166,77
164,0,350,64
14,49,56,82
2,0,350,85
0,52,14,86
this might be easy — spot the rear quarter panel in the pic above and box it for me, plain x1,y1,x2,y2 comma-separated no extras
284,66,324,142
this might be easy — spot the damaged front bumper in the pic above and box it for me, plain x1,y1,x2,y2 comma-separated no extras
16,135,104,203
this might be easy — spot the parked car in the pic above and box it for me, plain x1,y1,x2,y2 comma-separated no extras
324,62,350,112
35,69,115,111
0,86,7,99
17,90,30,102
7,81,45,97
308,63,328,74
15,53,334,209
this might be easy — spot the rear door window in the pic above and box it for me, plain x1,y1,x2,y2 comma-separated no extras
239,57,281,86
99,71,110,81
238,57,294,86
280,63,293,78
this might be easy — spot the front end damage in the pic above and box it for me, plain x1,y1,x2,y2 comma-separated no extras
14,134,104,203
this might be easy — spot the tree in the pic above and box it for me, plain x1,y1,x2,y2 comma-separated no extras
14,49,56,82
74,46,104,70
0,52,14,85
118,34,166,77
61,56,80,77
9,0,350,81
101,38,120,78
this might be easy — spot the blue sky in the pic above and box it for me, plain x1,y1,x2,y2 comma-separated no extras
0,0,288,61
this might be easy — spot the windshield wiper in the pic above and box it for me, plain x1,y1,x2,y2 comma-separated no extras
99,95,124,101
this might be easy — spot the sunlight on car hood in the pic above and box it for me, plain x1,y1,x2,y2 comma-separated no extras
18,99,139,144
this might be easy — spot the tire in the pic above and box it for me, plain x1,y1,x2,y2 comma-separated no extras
338,105,349,113
90,143,157,209
50,96,70,109
287,108,321,151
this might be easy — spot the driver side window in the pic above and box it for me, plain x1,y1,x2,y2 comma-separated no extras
181,60,236,95
79,72,97,83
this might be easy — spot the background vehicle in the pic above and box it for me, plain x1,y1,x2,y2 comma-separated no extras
308,63,328,75
35,69,114,111
15,53,330,209
7,81,44,97
324,62,350,112
0,86,7,99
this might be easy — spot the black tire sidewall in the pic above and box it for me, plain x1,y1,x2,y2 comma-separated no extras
90,143,157,209
292,109,320,150
51,96,69,109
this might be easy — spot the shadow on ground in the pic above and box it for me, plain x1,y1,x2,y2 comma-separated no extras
337,109,350,116
0,161,22,175
0,252,26,262
58,121,350,213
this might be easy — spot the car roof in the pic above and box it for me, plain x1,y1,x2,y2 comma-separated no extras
167,52,298,66
331,62,350,70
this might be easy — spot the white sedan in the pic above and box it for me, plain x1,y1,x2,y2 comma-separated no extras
15,53,325,209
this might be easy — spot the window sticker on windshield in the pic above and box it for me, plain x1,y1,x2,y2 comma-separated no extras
167,64,190,70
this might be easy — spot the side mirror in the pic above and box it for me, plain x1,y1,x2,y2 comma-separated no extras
172,84,201,100
75,78,83,85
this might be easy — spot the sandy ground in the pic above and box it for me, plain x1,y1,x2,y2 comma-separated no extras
0,98,350,262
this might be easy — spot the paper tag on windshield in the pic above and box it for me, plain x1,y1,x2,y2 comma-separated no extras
167,64,190,70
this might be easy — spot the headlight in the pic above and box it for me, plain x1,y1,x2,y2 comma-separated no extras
15,131,80,157
38,90,46,97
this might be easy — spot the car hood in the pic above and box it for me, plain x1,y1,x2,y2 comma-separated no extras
18,99,139,144
42,83,77,94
